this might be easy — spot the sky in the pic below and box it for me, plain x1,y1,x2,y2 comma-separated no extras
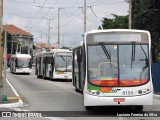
3,0,129,48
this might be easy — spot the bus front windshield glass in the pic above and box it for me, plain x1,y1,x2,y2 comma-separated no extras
17,59,31,68
55,54,72,72
88,44,149,87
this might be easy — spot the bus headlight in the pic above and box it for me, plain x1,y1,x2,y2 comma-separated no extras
88,89,101,96
138,90,142,94
96,91,100,95
137,88,150,95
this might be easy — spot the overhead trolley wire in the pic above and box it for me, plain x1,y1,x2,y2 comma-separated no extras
7,0,39,7
25,0,48,28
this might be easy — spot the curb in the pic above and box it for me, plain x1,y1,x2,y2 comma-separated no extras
0,78,24,108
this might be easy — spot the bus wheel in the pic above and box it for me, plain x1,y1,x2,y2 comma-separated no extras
85,106,93,110
37,75,42,78
67,79,72,82
75,87,79,92
135,105,143,111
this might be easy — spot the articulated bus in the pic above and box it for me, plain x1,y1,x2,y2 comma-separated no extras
72,29,153,110
35,49,72,81
10,54,32,74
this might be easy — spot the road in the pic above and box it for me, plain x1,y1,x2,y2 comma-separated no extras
5,67,160,120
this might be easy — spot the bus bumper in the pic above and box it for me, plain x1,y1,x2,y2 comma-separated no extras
84,92,153,106
16,68,32,73
53,74,72,80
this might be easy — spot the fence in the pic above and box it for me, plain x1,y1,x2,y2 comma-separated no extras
152,63,160,92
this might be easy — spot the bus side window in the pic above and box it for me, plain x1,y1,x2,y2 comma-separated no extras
15,59,18,67
77,48,82,62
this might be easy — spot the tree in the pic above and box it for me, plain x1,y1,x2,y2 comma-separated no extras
99,14,128,29
6,32,19,54
132,0,160,61
132,0,160,48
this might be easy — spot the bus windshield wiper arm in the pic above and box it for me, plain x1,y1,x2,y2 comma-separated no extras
60,55,65,61
131,42,136,69
139,44,148,80
100,42,112,68
140,44,148,68
100,42,111,59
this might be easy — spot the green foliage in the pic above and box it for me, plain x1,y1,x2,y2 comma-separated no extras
132,0,160,48
132,0,160,61
99,14,128,29
6,33,19,54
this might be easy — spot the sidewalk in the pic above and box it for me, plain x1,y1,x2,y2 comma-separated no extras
0,78,23,108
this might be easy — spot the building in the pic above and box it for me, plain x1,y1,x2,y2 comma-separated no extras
3,24,33,55
33,43,57,57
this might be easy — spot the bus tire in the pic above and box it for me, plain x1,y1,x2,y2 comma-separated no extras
37,75,41,78
135,105,143,111
75,86,79,92
67,79,72,82
85,106,93,110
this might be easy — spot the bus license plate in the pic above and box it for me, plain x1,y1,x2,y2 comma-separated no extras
113,98,125,102
64,76,68,78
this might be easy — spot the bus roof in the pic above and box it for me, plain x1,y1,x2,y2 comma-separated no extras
41,49,72,54
11,54,31,58
50,49,72,52
85,29,150,35
85,29,150,44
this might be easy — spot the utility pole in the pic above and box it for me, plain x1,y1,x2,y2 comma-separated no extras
2,25,7,101
57,8,64,48
28,38,30,55
58,8,60,48
11,37,13,55
48,18,51,49
84,0,86,33
128,0,132,29
0,0,3,87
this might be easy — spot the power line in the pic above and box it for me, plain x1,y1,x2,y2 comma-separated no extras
91,1,125,7
89,6,103,30
7,0,39,7
88,0,109,6
26,0,48,28
26,0,60,30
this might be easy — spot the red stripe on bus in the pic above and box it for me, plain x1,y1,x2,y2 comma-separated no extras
90,79,148,86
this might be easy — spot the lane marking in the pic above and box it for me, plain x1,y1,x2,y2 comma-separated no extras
0,77,24,108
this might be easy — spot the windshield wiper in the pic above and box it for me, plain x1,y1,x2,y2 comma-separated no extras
131,42,136,69
140,44,148,66
100,42,112,68
60,55,65,61
100,42,111,59
139,44,148,80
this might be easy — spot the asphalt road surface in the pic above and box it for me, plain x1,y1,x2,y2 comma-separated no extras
5,67,160,120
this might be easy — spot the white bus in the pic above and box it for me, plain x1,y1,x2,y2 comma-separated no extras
35,49,72,81
10,54,32,74
72,29,153,110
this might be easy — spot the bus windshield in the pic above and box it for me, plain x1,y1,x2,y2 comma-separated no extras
16,58,31,68
55,54,72,72
88,44,149,87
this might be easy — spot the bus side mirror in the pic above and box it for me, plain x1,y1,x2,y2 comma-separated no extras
77,49,82,62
